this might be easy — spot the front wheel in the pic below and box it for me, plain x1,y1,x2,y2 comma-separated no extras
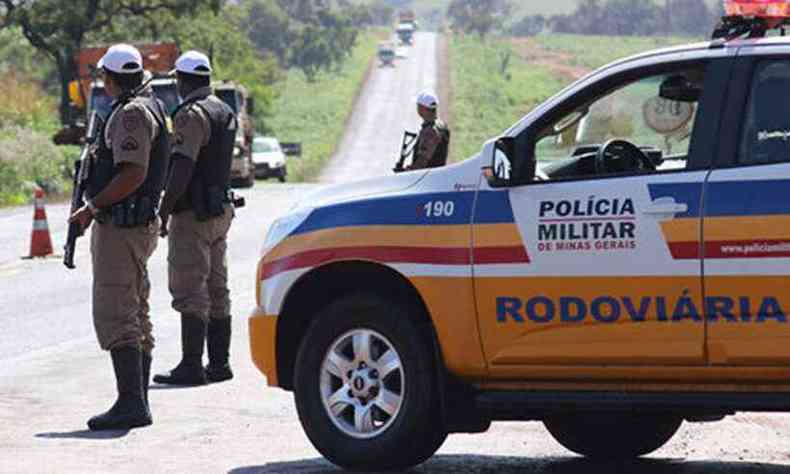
294,294,447,471
544,414,682,459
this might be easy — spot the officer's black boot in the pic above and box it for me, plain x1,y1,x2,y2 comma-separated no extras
88,347,152,431
153,314,207,386
141,351,152,412
205,317,233,383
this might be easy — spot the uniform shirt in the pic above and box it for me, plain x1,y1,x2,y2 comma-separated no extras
412,119,443,169
104,89,160,173
172,86,213,162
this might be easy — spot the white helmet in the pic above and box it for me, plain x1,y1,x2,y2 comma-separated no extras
97,44,143,74
174,50,213,76
416,90,438,109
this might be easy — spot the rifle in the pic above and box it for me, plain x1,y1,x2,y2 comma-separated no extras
393,131,418,173
63,112,101,269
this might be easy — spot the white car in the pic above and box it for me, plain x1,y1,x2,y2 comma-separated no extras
252,137,287,182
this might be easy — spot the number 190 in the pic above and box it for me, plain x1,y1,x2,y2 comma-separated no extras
424,201,455,218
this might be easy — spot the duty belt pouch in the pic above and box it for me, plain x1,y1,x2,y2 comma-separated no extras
111,196,155,227
111,201,131,227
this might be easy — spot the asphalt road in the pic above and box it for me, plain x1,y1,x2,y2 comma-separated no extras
3,31,790,473
319,32,437,183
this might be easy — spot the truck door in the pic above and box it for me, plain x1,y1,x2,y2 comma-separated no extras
473,58,731,378
704,52,790,367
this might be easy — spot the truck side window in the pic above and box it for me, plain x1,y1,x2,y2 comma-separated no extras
533,66,706,180
739,60,790,166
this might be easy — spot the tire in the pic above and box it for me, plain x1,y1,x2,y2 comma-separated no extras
294,294,447,471
544,414,682,459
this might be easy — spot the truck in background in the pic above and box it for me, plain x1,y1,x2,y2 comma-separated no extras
398,8,417,29
54,43,181,146
215,81,256,188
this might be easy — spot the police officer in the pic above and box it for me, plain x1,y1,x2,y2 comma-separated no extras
409,90,450,170
69,44,170,430
154,51,237,386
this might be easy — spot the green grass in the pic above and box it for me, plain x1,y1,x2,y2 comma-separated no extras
448,32,704,165
266,31,382,182
448,35,561,163
535,33,699,70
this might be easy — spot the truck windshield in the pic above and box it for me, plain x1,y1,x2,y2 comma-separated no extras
91,83,181,119
90,87,113,121
253,140,278,153
217,89,238,113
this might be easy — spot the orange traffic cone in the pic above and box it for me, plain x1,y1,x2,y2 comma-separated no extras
27,187,54,258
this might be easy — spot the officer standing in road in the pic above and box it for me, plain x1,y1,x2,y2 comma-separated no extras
69,44,170,431
154,51,238,386
409,90,451,170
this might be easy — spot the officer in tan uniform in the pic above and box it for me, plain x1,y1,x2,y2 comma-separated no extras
69,44,171,430
409,90,450,170
154,51,237,386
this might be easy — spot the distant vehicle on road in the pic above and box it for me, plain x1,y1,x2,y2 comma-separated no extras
253,136,287,182
378,42,396,67
396,23,415,46
398,8,418,29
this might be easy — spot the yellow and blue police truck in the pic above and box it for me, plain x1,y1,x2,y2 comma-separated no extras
250,21,790,471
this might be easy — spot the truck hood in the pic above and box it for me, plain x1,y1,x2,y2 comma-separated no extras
296,170,430,211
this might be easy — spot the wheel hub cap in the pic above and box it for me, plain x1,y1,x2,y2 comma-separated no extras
320,329,405,439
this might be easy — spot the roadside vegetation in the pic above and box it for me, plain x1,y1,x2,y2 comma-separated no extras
534,34,694,70
447,32,697,164
267,31,381,182
0,1,390,205
447,35,558,163
0,29,75,206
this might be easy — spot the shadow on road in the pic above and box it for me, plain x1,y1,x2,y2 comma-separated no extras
229,455,790,474
35,429,130,440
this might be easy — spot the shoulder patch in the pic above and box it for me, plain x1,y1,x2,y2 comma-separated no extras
120,136,140,152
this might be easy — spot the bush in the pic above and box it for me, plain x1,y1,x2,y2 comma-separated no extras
0,72,60,132
0,128,73,206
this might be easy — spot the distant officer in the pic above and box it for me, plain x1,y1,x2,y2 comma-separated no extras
409,90,450,170
154,51,237,386
69,44,171,430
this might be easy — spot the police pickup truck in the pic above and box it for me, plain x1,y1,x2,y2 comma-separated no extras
250,15,790,471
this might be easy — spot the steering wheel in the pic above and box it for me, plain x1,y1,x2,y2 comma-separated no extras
594,139,655,175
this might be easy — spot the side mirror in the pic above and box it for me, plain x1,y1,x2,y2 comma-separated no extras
483,137,516,188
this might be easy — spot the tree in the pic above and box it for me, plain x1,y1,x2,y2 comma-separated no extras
242,0,359,81
447,0,511,38
511,15,546,37
0,0,222,124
